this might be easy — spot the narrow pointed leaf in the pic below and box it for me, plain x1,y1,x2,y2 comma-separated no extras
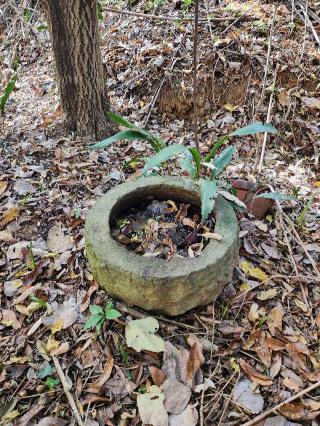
89,130,152,151
143,144,187,173
0,73,18,114
204,136,229,162
200,179,218,222
188,147,201,173
257,192,294,201
229,122,277,137
211,146,235,178
106,112,137,129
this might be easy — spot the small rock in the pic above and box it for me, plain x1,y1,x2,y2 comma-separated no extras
109,170,122,181
233,378,264,414
13,179,35,195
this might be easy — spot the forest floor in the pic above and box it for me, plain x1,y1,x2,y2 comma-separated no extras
0,0,320,425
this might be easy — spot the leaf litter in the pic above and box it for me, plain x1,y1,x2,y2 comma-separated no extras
1,0,320,424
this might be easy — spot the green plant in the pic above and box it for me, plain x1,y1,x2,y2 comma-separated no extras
84,302,121,333
0,73,18,114
297,192,317,228
89,112,165,152
143,122,279,221
45,377,60,390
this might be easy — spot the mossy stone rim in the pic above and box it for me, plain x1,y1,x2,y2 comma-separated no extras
85,176,239,316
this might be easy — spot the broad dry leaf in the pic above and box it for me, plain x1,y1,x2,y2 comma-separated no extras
279,403,320,421
168,405,198,426
137,385,168,426
41,299,78,331
35,418,67,426
125,317,165,353
294,299,308,313
233,378,264,414
281,369,304,391
264,415,302,426
13,179,35,195
47,223,74,253
0,230,15,242
270,353,282,378
239,359,273,386
257,289,277,300
302,97,320,110
240,260,268,282
161,377,191,414
267,304,284,335
1,309,21,329
278,89,289,107
255,334,272,367
86,356,114,393
248,303,260,322
0,207,19,230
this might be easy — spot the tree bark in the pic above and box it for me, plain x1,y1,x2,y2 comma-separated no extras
43,0,114,140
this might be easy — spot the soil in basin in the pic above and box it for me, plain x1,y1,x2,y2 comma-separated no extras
111,198,220,260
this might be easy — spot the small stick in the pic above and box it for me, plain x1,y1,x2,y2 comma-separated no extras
104,6,238,22
257,69,277,173
242,379,320,426
52,356,85,426
193,0,200,151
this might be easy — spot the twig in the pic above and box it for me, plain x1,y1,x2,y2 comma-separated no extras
52,356,84,426
193,0,200,151
242,379,320,426
257,69,277,173
104,6,239,22
298,1,320,48
220,0,260,36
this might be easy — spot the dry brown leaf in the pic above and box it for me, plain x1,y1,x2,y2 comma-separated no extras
267,304,284,336
278,89,289,106
270,353,282,378
265,337,286,351
255,334,272,367
80,281,99,313
279,403,320,421
86,356,114,393
281,368,304,391
0,181,8,197
0,207,19,230
161,377,191,415
1,309,21,329
186,335,204,386
149,366,167,387
239,359,273,386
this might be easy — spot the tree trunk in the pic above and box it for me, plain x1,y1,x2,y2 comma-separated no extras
44,0,114,140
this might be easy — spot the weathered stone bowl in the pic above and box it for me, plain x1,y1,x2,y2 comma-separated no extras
85,176,239,316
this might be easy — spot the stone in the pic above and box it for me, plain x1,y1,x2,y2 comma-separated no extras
85,177,239,316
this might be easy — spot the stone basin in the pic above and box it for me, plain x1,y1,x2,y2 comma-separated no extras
85,176,239,316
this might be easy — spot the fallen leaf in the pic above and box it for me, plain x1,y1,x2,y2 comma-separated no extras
249,303,260,322
255,333,272,367
137,385,168,426
264,415,302,425
0,207,19,230
1,309,21,329
302,97,320,110
270,353,282,378
47,223,74,253
241,260,268,282
200,232,222,241
168,405,198,426
161,377,191,414
257,289,278,300
149,366,167,387
281,369,304,391
186,334,204,386
41,298,78,331
0,180,8,197
35,417,67,426
279,403,320,421
267,304,284,335
86,356,114,393
239,359,273,386
125,317,165,353
294,299,308,313
13,179,35,195
0,229,15,242
233,378,264,414
161,341,189,385
194,378,215,393
278,89,289,107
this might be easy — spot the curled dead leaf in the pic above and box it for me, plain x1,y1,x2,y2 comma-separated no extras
239,359,273,386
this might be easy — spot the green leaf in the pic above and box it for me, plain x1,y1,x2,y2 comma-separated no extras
105,302,122,320
120,344,129,366
143,144,187,174
36,25,48,31
88,130,151,151
125,317,165,353
107,112,137,129
200,179,218,222
45,377,60,390
257,192,294,201
204,136,229,162
211,146,235,178
188,147,201,173
179,157,196,179
84,314,104,330
89,305,104,315
0,73,18,114
229,122,277,137
38,364,54,379
297,192,316,227
29,295,47,308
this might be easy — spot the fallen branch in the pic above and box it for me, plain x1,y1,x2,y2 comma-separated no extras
242,379,320,426
104,7,238,22
52,356,84,426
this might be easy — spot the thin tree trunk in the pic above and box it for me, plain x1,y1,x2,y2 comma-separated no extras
44,0,114,140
